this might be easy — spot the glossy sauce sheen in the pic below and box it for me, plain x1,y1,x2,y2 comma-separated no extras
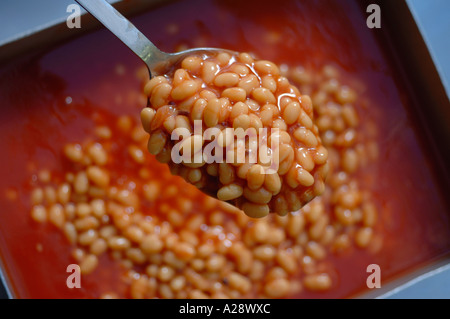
0,0,449,298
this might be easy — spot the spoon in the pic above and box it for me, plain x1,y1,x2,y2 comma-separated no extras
75,0,234,78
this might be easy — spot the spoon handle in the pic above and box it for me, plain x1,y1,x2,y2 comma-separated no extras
75,0,166,73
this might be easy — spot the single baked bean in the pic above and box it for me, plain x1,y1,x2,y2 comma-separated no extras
294,127,318,147
219,163,235,185
242,202,269,218
238,74,259,94
303,273,332,291
173,242,195,261
264,172,282,194
251,87,276,104
217,184,243,201
90,238,108,255
243,187,272,204
306,241,326,260
296,167,315,187
282,102,301,125
295,148,315,172
202,61,219,84
144,76,168,96
147,130,167,155
80,254,98,275
253,245,276,261
150,83,172,109
362,202,378,227
222,87,246,102
264,278,290,298
108,236,131,251
170,276,186,292
355,227,373,248
232,114,251,130
171,79,201,100
214,72,239,87
63,222,77,244
74,172,89,194
203,98,221,127
314,146,328,165
88,143,108,166
247,164,265,190
342,148,358,173
86,166,109,188
57,183,71,204
181,56,202,73
49,204,65,228
262,75,277,93
254,60,280,76
78,229,98,246
64,144,83,163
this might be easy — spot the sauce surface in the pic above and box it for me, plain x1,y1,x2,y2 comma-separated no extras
0,0,449,298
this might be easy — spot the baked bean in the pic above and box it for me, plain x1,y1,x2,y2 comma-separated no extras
74,172,89,194
262,75,277,93
28,51,381,299
203,98,221,127
88,143,108,166
217,184,243,201
242,202,269,218
228,272,251,293
296,148,315,172
264,172,281,194
251,88,276,105
150,83,172,109
80,254,98,275
222,87,246,102
90,238,108,255
144,76,168,96
214,72,239,87
283,102,301,125
303,274,332,291
147,131,167,155
230,64,250,76
64,144,83,163
264,278,290,298
181,56,202,73
342,148,359,173
294,127,318,147
254,60,280,76
355,227,373,248
63,222,77,244
218,163,235,185
108,236,131,250
49,204,65,228
243,187,272,204
306,241,326,260
173,242,195,261
171,80,201,100
202,61,219,84
296,167,315,187
216,52,231,66
78,229,98,246
57,183,71,204
247,164,265,190
272,118,287,131
170,276,186,292
86,166,109,188
253,245,276,261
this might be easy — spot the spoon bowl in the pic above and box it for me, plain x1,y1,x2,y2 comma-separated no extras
75,0,236,77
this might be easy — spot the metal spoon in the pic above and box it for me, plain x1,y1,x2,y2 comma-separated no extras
75,0,234,77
